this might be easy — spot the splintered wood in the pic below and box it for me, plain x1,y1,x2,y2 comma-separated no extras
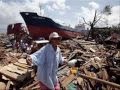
0,33,120,89
0,59,31,82
61,74,75,89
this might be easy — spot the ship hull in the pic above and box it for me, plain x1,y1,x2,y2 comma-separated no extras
27,25,80,39
20,12,80,39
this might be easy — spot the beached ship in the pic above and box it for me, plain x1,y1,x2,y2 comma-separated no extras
20,12,80,39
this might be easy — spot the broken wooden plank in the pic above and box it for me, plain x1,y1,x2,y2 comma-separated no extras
58,65,67,71
71,39,86,51
78,73,120,89
0,68,26,82
61,74,75,89
0,66,21,81
6,81,11,90
89,48,96,53
13,62,29,69
80,59,93,69
7,64,27,75
24,81,39,89
31,85,40,90
0,64,31,82
110,67,120,72
7,67,25,75
77,77,84,85
80,56,89,61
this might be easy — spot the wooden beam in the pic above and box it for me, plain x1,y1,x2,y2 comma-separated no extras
110,67,120,72
13,62,29,69
6,81,11,90
24,81,39,89
78,73,120,89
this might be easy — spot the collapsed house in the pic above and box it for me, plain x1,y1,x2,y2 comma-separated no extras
0,33,120,90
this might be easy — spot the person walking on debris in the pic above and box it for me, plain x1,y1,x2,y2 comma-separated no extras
27,32,67,90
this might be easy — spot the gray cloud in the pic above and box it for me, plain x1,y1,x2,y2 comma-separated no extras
76,1,120,27
0,0,43,32
0,0,119,33
0,0,70,32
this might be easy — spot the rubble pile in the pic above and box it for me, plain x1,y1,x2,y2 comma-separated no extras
59,40,120,90
58,39,120,90
0,35,20,67
0,36,33,89
0,34,8,66
0,33,120,90
24,38,120,90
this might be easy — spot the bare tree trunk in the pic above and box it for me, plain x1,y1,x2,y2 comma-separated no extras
87,24,94,40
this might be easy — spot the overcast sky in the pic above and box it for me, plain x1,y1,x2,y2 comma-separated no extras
0,0,120,32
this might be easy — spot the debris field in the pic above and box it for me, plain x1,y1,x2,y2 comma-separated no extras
0,34,120,90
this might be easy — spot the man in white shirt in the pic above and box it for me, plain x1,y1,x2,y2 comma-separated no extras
27,32,66,90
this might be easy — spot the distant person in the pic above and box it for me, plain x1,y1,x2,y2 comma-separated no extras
27,32,67,90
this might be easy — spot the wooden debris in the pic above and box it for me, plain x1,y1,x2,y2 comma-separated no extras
24,81,39,89
6,81,11,90
0,62,32,82
0,33,120,89
0,82,6,90
13,62,29,69
89,48,96,53
61,74,75,89
78,73,120,89
71,39,86,51
77,77,84,85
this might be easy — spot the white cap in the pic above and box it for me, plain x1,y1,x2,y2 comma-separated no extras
49,32,61,40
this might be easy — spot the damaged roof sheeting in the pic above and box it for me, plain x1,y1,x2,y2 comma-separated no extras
0,33,120,89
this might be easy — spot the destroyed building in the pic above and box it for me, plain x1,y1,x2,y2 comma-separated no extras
0,32,120,90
